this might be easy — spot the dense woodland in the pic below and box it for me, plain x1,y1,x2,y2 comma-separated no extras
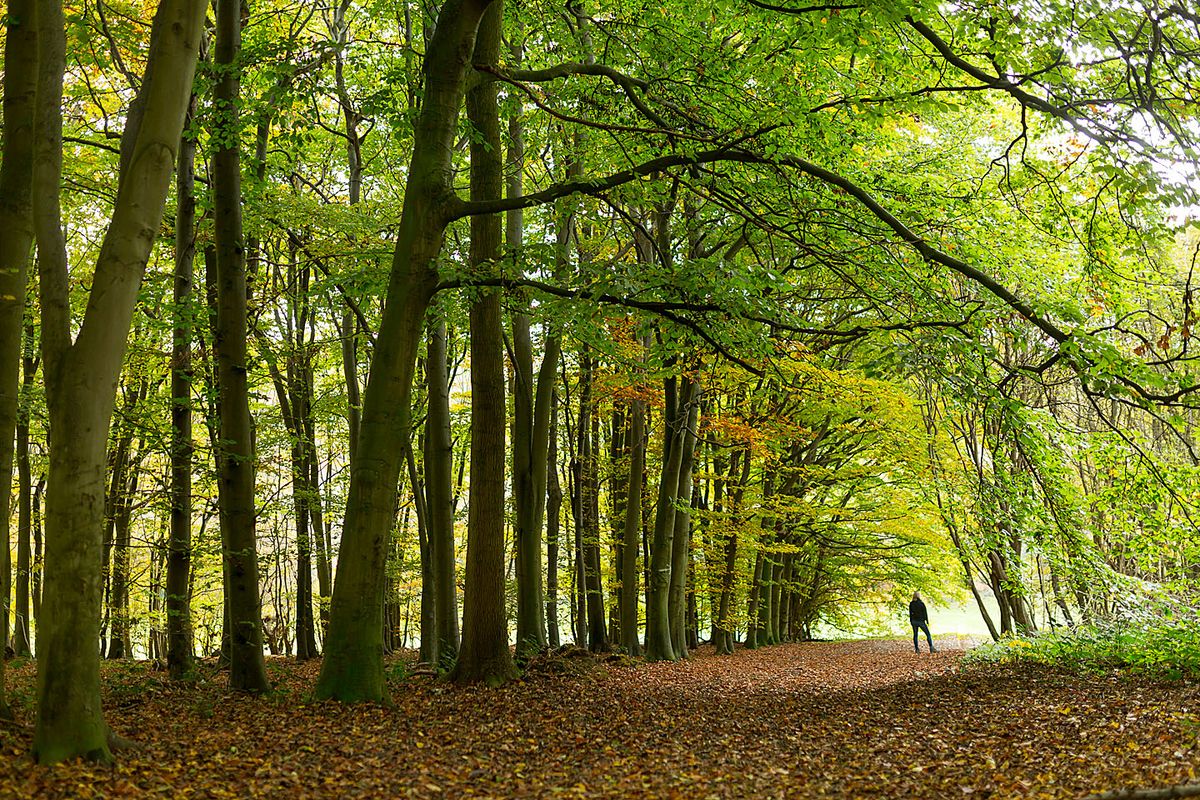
1,0,1200,774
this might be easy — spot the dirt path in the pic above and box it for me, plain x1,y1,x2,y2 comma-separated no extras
1,640,1197,798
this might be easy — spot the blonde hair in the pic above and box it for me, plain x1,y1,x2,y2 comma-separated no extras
912,591,921,601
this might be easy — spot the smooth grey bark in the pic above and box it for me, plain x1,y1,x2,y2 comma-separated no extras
0,0,39,704
451,0,518,686
32,0,208,763
167,97,197,679
212,0,269,692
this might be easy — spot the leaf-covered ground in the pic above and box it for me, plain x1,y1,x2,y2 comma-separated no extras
1,638,1199,798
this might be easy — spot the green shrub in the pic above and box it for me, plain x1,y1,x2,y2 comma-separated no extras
964,619,1200,678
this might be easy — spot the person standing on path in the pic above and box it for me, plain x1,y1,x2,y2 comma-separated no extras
909,592,936,653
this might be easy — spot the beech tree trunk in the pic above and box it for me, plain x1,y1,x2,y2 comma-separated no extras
546,392,563,648
620,394,645,656
167,97,197,678
424,315,458,666
668,387,700,657
0,0,39,705
31,0,207,763
13,328,37,658
509,157,555,658
576,353,608,653
212,0,269,692
646,375,683,661
714,446,750,654
451,0,518,685
315,0,494,703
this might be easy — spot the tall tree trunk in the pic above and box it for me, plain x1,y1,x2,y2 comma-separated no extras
308,452,332,633
645,373,691,662
572,457,587,646
330,0,363,477
714,446,750,655
450,0,517,686
13,323,37,658
315,0,495,703
745,551,764,650
212,0,269,692
577,353,608,653
546,392,562,648
32,0,207,763
507,28,560,660
416,449,435,666
104,381,146,659
0,0,38,709
32,477,44,626
167,92,198,680
289,258,318,662
424,314,458,666
109,442,143,659
620,394,645,656
668,384,699,657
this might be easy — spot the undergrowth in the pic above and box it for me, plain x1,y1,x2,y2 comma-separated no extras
964,618,1200,679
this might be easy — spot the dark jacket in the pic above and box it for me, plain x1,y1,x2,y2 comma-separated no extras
909,598,928,624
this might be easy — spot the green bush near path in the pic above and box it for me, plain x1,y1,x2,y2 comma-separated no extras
964,620,1200,679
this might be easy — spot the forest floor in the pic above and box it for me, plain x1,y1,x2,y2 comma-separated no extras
0,638,1199,798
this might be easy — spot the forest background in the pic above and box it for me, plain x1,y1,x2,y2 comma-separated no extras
0,0,1199,770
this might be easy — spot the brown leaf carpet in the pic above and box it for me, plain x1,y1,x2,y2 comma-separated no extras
1,639,1197,798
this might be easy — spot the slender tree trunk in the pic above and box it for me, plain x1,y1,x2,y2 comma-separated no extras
212,0,269,692
608,406,627,647
32,477,44,626
13,325,37,658
111,445,143,659
416,460,435,665
645,374,693,661
714,446,749,655
507,37,547,661
104,381,147,659
746,551,764,650
308,452,332,633
0,0,38,705
450,0,517,685
668,384,699,657
546,392,562,648
620,394,645,656
167,93,198,680
424,315,458,666
575,353,608,653
572,462,587,646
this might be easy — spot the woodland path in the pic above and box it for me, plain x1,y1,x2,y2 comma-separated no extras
0,640,1198,798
